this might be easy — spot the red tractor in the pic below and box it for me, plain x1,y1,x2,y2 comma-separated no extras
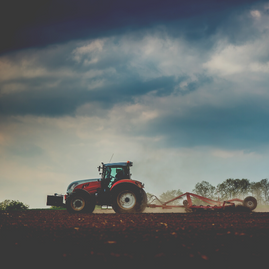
47,161,147,213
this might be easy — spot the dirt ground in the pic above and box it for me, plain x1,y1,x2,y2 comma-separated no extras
1,209,269,268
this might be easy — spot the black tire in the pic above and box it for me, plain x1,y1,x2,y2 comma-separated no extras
66,192,95,213
243,196,257,211
139,188,148,212
111,184,147,213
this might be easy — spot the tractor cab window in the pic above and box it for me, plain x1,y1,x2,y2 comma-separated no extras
103,166,129,189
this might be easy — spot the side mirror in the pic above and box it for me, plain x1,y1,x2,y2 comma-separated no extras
98,166,101,171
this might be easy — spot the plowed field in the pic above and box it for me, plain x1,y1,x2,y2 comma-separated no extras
1,210,269,268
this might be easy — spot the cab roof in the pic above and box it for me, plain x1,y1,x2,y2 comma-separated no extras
104,161,133,167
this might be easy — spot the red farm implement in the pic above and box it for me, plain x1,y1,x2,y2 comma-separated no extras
147,192,257,212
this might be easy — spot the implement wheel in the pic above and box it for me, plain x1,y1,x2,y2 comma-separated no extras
243,196,257,211
111,184,147,213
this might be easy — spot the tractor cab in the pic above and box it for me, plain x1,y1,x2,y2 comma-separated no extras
99,161,133,189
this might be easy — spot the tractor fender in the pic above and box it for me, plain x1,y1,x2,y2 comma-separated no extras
74,180,101,194
110,179,144,191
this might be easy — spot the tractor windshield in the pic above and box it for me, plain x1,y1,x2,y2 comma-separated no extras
104,166,128,180
103,165,130,188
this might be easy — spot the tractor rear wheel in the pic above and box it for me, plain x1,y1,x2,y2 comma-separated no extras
243,196,257,211
66,192,95,213
111,184,147,213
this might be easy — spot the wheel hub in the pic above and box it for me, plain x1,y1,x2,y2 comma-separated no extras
118,192,136,209
72,198,85,211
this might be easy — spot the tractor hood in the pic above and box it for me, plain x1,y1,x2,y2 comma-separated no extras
66,178,100,194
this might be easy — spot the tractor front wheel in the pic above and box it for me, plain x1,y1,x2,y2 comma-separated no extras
111,185,147,213
66,192,95,213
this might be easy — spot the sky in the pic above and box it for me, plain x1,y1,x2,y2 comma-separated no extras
1,0,269,208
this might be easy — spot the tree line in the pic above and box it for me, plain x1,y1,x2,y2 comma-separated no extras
0,200,29,211
147,178,269,205
194,178,269,204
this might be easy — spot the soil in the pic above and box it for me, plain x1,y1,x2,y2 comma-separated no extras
1,209,269,268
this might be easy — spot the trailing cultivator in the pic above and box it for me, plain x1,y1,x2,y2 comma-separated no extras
147,192,258,212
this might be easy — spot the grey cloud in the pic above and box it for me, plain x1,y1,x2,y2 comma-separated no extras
0,82,88,116
141,97,269,150
1,34,205,117
0,74,187,116
1,1,269,152
8,143,44,158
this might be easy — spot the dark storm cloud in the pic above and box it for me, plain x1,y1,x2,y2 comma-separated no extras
0,0,264,54
0,74,188,116
1,0,268,153
144,97,269,150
